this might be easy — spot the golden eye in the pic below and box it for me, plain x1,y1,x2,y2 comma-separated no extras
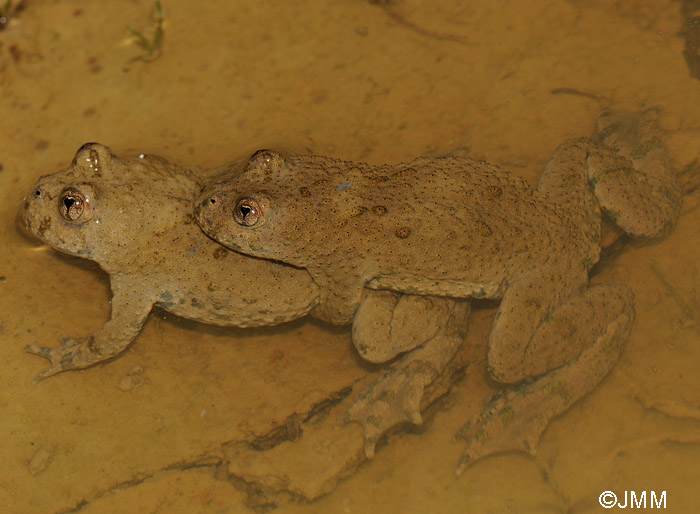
59,188,90,222
234,197,264,227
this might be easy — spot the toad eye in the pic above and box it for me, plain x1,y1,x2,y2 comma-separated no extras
59,188,91,222
234,197,264,227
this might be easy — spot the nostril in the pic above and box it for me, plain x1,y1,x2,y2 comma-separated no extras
209,198,216,205
34,189,42,198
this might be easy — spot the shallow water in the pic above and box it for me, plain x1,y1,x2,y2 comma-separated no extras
2,0,700,512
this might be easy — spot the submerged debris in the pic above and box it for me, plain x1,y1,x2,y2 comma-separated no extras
127,0,164,61
0,0,26,31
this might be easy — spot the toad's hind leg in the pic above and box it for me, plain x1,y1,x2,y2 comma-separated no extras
539,109,681,240
457,282,634,472
353,291,464,364
346,293,471,458
486,267,591,385
590,108,681,237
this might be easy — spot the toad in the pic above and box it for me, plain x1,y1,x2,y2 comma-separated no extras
195,109,681,469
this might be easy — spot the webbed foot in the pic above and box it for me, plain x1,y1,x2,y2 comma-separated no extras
455,384,549,475
344,360,435,458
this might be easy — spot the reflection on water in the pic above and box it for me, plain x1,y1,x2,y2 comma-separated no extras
1,0,699,512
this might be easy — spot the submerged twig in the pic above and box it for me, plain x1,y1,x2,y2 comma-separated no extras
651,259,696,325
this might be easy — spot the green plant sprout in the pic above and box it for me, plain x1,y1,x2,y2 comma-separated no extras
0,1,14,29
127,1,164,60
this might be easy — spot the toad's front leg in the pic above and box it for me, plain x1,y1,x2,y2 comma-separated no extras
25,274,155,382
456,270,634,472
309,267,367,325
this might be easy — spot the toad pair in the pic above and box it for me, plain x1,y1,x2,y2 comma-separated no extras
22,109,680,469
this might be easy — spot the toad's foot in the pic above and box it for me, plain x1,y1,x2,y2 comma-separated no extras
25,336,103,382
455,379,556,474
456,284,633,474
344,360,431,458
345,297,471,458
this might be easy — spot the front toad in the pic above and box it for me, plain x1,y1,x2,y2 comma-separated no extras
20,144,320,379
22,143,470,387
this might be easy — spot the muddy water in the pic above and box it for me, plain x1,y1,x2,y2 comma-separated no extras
2,0,700,512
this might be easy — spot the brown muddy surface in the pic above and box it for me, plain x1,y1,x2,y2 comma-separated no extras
1,0,700,512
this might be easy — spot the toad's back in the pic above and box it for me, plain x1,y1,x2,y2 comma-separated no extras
252,154,594,298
